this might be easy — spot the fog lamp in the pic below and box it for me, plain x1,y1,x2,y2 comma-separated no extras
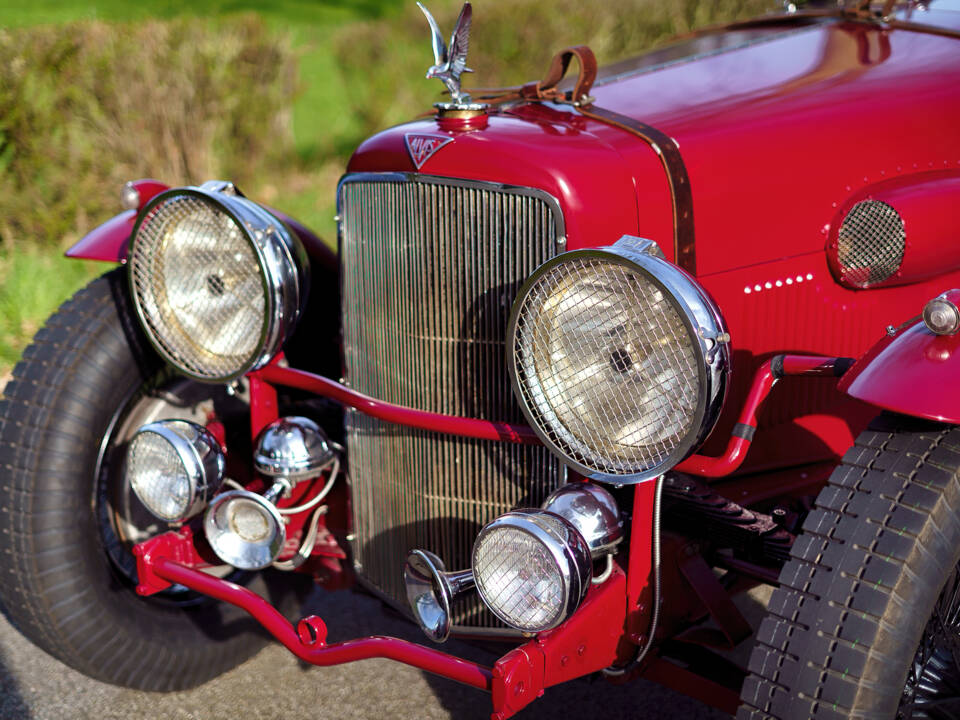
508,235,729,483
472,510,591,633
403,550,475,643
126,420,224,522
253,416,336,482
923,290,960,336
541,483,623,558
204,490,286,570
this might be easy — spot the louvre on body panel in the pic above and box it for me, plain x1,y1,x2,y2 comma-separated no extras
339,174,566,630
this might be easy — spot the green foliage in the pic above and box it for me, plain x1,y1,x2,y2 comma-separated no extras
0,246,101,377
333,0,774,149
0,16,296,250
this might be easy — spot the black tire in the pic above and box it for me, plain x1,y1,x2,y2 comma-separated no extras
738,415,960,719
0,269,284,690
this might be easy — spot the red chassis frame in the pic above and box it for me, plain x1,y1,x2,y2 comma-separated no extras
134,353,853,719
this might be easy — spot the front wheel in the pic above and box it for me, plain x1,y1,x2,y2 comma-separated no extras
0,269,279,690
739,416,960,719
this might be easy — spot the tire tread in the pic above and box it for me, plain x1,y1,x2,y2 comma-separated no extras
0,271,265,690
739,418,960,719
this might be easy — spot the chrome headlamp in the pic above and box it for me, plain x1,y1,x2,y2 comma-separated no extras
508,236,730,483
126,420,225,522
472,510,592,633
128,181,308,382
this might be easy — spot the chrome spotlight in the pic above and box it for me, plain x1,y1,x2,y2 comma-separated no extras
403,550,475,643
128,180,309,383
253,416,336,482
541,482,623,559
472,510,592,634
204,490,286,570
126,419,225,522
508,235,730,483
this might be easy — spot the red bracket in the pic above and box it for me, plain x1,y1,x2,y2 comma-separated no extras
491,570,629,719
133,528,211,596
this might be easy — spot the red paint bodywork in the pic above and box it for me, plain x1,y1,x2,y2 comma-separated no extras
348,13,960,474
63,180,336,272
65,179,169,263
839,317,960,423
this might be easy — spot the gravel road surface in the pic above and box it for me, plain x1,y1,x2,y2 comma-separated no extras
0,580,762,720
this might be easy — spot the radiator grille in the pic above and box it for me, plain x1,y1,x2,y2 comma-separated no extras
339,174,566,631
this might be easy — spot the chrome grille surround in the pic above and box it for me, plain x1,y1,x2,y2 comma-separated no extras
338,173,567,633
834,200,905,289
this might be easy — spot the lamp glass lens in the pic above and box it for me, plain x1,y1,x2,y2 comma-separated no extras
130,194,266,380
127,431,192,521
514,257,700,476
473,526,563,631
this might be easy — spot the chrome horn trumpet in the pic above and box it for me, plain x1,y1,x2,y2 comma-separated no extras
403,549,475,643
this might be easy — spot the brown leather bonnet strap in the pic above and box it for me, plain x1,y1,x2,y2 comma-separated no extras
477,46,696,275
519,45,598,104
472,45,597,105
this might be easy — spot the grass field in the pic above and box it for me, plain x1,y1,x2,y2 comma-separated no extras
0,0,773,381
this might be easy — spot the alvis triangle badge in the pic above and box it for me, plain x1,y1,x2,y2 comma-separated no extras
405,133,453,170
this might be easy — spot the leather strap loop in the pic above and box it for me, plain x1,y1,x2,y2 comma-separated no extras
476,45,597,105
472,44,695,273
538,45,597,103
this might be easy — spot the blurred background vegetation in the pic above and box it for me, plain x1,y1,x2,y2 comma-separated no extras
0,0,773,381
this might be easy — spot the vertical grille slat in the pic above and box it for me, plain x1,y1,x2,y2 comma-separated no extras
339,175,566,631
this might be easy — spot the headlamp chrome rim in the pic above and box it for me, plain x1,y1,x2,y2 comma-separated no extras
471,509,592,633
126,419,225,522
507,235,730,484
127,181,308,383
204,489,286,570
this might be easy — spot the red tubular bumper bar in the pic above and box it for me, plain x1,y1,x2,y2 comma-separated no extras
135,549,494,691
254,365,540,445
254,355,852,478
134,532,630,718
675,354,853,478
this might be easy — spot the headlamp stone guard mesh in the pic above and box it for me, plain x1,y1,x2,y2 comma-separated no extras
472,510,591,633
128,185,306,382
833,200,906,289
508,239,730,483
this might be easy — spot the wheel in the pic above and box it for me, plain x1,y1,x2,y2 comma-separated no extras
0,269,287,690
738,415,960,719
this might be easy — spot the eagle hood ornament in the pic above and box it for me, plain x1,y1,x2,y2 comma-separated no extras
417,1,483,109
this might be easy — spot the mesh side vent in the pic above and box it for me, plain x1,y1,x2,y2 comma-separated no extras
835,200,905,289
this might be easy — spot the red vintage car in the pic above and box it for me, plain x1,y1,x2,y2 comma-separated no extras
1,1,959,718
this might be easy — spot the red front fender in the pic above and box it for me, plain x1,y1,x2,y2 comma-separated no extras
838,318,960,424
65,179,170,263
64,180,336,273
